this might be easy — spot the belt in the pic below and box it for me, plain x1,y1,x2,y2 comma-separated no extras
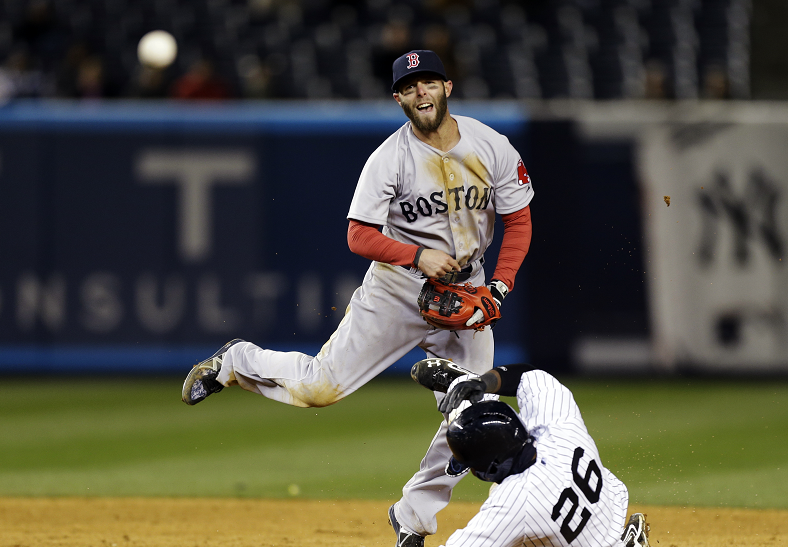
400,256,484,283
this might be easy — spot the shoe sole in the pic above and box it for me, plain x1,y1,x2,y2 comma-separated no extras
181,338,244,404
622,513,650,547
410,358,472,392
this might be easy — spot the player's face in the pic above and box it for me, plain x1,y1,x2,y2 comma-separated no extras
394,76,452,134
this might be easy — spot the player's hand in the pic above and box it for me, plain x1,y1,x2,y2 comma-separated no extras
416,249,461,279
465,279,509,327
439,379,487,413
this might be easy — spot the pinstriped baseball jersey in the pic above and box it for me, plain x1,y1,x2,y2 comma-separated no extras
441,370,629,547
347,115,533,267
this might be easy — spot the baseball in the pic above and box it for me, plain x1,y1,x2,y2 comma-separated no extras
137,30,177,69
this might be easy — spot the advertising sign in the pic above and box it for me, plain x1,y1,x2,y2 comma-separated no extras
639,123,788,371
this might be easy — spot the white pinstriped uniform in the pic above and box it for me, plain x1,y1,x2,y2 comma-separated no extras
441,370,629,547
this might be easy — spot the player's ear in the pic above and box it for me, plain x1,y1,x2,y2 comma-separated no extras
393,92,402,105
444,80,453,98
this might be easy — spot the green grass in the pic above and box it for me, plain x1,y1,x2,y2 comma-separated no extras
570,378,788,509
1,375,786,509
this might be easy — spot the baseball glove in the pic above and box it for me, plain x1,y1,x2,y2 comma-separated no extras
417,279,501,331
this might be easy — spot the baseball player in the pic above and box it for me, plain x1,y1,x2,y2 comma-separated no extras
181,50,534,547
410,358,650,547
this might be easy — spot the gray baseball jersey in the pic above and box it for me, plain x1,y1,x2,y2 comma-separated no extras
217,115,533,538
441,370,629,547
348,115,534,266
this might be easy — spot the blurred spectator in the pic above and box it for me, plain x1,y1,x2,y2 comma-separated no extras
128,65,171,98
56,42,89,96
55,44,118,98
372,19,412,84
0,0,757,101
248,0,294,21
170,58,232,100
702,64,730,99
644,58,668,99
0,69,12,102
237,54,274,98
75,55,105,98
0,48,51,100
422,23,458,81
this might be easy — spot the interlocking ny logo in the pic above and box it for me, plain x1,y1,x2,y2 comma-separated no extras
697,168,784,266
406,53,420,69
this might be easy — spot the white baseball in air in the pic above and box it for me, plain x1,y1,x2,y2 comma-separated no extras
137,30,177,69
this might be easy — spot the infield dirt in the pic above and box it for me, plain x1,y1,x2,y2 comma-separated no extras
1,498,786,547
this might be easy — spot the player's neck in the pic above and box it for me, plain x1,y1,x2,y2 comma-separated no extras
412,114,460,153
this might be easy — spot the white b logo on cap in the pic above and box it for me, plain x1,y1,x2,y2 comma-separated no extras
406,53,420,69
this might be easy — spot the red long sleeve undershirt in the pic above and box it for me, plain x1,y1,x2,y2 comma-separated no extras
347,205,532,290
492,205,532,290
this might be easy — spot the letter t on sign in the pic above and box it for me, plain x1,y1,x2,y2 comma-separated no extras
137,150,255,262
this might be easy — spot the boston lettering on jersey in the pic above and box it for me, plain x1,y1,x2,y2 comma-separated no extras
399,185,492,223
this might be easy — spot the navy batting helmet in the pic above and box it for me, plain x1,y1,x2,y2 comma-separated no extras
446,400,531,483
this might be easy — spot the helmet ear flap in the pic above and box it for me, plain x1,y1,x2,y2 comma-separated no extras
477,460,499,478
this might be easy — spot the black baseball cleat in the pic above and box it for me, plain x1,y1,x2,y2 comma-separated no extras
621,513,650,547
181,339,244,405
388,504,425,547
410,358,473,393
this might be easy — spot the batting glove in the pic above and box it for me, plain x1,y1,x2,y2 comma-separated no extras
464,279,509,327
439,378,487,414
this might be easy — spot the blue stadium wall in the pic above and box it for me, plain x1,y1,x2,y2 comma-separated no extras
0,101,532,374
0,101,649,375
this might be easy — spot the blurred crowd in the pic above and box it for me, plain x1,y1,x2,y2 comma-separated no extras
0,0,749,101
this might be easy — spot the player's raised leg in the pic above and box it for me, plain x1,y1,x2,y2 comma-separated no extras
188,264,430,408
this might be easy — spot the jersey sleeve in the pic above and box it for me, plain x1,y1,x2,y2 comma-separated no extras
492,137,534,215
347,132,401,225
516,370,583,431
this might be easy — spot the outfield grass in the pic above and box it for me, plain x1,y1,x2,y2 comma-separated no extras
1,375,786,509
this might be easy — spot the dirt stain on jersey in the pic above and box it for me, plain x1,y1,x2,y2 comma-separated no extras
421,152,492,265
423,155,446,190
462,153,491,190
456,153,491,264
